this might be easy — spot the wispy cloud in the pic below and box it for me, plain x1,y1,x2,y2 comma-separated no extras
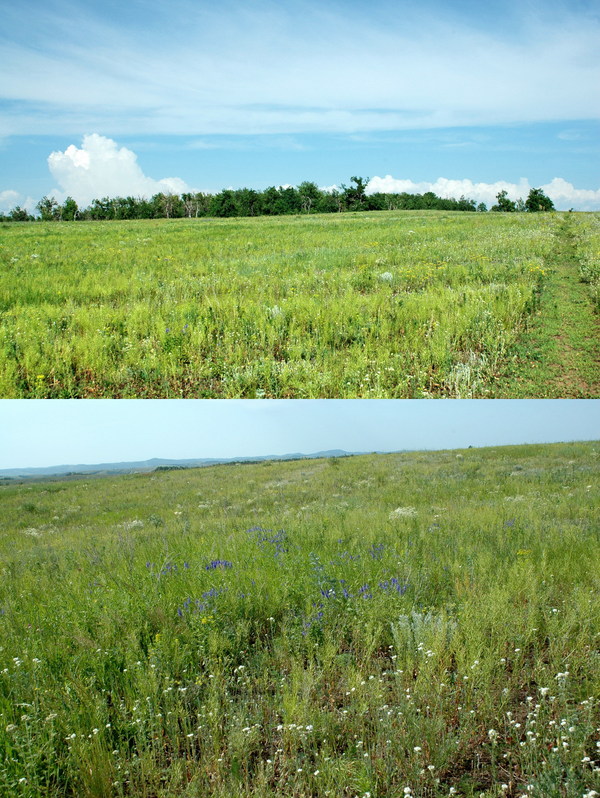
186,135,308,151
1,0,598,136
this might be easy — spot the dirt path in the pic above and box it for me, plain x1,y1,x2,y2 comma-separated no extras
491,214,600,397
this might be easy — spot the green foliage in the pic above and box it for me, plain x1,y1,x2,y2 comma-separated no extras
525,188,555,213
491,190,517,213
0,442,598,796
574,215,600,312
36,196,60,222
61,197,79,222
4,179,493,224
7,207,34,222
0,210,560,398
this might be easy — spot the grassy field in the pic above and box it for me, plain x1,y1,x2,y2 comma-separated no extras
1,442,598,796
3,210,597,398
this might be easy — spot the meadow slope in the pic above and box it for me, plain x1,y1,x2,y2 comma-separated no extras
3,210,597,398
1,442,599,796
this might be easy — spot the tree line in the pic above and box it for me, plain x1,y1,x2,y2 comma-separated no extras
1,177,555,222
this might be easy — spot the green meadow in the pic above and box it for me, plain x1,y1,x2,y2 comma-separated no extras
2,210,597,398
1,442,599,797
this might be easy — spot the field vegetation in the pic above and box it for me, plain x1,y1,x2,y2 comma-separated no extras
0,442,599,797
4,209,598,399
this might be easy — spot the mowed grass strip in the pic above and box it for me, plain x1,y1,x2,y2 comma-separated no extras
0,210,561,398
493,214,600,397
0,442,599,797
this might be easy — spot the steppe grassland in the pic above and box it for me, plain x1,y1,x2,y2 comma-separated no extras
0,211,555,397
576,213,600,311
1,442,599,797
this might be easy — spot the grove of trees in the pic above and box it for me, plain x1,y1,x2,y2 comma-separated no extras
0,178,556,222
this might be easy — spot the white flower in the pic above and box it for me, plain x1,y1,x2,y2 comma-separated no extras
390,506,417,519
379,271,393,282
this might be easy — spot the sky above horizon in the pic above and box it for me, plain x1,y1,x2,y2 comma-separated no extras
1,0,599,212
0,400,598,470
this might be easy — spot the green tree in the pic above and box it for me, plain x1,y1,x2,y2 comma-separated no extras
525,187,555,212
8,206,33,221
491,190,517,212
36,196,60,221
61,197,78,221
297,181,321,213
341,176,369,211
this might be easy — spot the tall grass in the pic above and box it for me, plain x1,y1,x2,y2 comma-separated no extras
0,211,561,398
1,442,598,796
574,215,600,312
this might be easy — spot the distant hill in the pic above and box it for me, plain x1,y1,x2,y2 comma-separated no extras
0,450,362,480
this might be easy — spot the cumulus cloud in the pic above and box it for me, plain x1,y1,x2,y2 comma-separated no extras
366,175,600,211
0,189,20,211
0,189,36,214
47,134,191,207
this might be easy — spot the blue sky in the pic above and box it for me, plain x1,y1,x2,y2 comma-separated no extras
1,0,599,211
0,400,598,469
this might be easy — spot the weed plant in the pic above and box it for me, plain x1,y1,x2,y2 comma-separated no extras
0,211,566,398
573,215,600,312
0,442,599,796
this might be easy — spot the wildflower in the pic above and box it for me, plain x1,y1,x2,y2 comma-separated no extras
389,506,417,519
488,729,499,743
205,560,233,570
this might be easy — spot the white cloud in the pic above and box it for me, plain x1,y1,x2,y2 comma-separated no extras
0,189,36,214
1,1,599,136
366,175,600,211
540,178,600,212
47,134,191,207
0,189,20,211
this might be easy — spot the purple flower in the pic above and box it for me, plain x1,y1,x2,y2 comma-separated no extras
205,560,233,570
